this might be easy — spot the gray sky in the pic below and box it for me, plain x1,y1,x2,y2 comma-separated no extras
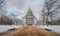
6,0,45,19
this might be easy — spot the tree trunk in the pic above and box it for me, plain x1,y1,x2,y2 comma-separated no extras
43,15,45,25
51,12,53,25
46,15,48,26
46,10,49,26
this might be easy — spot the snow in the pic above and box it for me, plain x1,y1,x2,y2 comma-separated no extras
0,25,23,33
0,25,60,33
36,25,60,33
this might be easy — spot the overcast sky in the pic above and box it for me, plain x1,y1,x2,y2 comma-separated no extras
6,0,45,19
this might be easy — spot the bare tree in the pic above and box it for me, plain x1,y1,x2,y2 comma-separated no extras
0,16,15,25
41,8,46,25
0,0,7,24
0,0,7,17
41,0,60,25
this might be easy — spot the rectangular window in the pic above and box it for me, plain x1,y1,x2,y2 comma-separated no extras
26,18,34,24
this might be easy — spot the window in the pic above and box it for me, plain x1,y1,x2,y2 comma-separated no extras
26,18,34,24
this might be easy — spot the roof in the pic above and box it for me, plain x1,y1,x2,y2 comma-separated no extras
24,7,36,18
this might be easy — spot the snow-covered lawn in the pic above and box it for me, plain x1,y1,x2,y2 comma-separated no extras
0,25,60,33
37,25,60,33
0,25,23,33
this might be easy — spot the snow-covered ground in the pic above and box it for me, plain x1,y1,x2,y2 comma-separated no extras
0,25,60,33
36,25,60,33
0,25,23,33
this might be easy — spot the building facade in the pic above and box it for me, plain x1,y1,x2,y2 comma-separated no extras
23,7,37,25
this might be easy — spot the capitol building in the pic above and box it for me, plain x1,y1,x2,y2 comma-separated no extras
23,7,37,25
